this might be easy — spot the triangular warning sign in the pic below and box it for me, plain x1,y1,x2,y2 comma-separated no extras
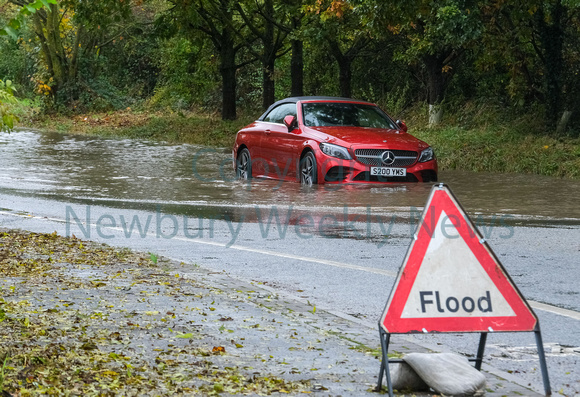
380,184,537,333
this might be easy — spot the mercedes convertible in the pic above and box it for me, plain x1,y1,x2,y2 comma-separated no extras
233,97,438,185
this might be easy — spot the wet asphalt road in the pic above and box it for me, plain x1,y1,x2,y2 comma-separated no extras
1,129,579,395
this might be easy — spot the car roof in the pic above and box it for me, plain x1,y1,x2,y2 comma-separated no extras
258,96,375,121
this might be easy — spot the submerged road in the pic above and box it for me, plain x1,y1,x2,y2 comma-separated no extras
1,129,580,395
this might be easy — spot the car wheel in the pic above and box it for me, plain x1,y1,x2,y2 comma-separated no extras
236,148,252,180
300,152,317,186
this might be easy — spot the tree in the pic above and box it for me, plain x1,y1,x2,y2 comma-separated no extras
289,16,304,97
0,0,57,131
534,1,564,125
479,0,580,131
236,0,291,109
1,0,57,39
402,1,481,124
306,0,370,98
247,0,308,98
164,0,256,120
326,36,369,98
6,0,133,107
357,0,482,124
559,5,580,132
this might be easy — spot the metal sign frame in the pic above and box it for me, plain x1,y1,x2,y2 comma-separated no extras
376,184,551,396
376,325,551,397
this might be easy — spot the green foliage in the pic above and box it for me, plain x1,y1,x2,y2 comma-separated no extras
473,0,580,126
0,0,57,131
396,0,482,62
0,79,19,132
149,36,220,110
0,0,58,40
2,0,140,111
76,75,135,113
0,36,29,90
300,39,340,97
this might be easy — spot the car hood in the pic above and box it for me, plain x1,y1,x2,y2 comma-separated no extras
305,126,429,149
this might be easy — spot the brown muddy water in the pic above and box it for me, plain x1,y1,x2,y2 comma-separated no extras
1,129,578,223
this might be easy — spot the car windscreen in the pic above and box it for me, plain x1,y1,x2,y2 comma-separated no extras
302,102,397,129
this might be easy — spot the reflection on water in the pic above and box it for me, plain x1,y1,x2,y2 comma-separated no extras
1,129,578,221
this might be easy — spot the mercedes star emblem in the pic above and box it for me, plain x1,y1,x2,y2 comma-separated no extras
381,151,396,166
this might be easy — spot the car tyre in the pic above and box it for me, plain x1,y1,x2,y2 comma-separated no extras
236,148,252,180
300,152,317,186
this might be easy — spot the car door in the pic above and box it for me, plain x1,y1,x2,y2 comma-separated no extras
259,103,300,180
235,121,266,177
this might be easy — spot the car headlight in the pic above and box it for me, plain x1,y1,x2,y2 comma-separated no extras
319,143,352,160
418,147,435,162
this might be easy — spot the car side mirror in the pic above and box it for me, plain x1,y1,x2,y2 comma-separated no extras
283,115,298,132
396,119,408,132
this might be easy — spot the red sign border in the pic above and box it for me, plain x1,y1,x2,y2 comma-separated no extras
380,184,538,333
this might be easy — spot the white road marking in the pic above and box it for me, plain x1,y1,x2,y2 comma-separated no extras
528,301,580,321
1,209,579,321
0,210,398,277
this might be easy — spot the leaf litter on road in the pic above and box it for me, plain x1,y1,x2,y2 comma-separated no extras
0,229,312,395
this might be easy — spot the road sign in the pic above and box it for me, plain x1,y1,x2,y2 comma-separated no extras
376,184,550,397
380,184,537,334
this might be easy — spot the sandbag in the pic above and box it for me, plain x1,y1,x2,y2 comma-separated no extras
402,353,486,396
389,362,429,392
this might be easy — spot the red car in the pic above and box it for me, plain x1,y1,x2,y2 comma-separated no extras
233,97,437,185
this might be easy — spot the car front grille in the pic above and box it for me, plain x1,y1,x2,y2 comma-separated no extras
354,149,418,167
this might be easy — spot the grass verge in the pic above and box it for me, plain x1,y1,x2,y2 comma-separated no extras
400,101,580,179
30,110,252,148
413,126,580,178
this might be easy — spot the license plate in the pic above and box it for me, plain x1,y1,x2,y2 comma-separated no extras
370,167,407,177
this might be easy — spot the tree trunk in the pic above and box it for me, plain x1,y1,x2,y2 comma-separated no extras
33,6,67,102
556,110,572,134
423,53,446,125
261,0,275,109
537,1,564,126
328,40,352,98
338,57,352,98
424,54,445,106
70,25,83,83
290,39,304,97
290,17,303,97
32,15,55,83
220,32,237,121
31,4,82,104
262,53,275,109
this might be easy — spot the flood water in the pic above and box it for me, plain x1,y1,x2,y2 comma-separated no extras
1,129,578,223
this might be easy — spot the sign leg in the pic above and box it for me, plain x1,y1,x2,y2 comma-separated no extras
377,328,394,397
475,332,487,370
534,328,551,396
376,352,385,391
376,327,385,392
